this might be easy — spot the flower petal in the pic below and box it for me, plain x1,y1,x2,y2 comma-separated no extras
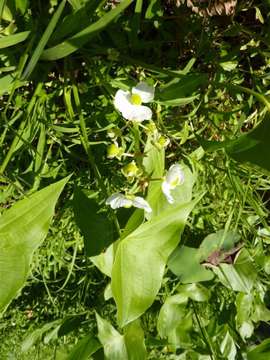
132,196,152,213
106,193,132,209
166,164,185,189
127,105,152,122
132,82,155,103
114,89,134,119
161,181,174,204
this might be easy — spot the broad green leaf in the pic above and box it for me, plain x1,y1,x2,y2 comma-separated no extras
168,246,214,283
111,198,197,327
0,31,30,49
157,294,188,339
177,283,210,302
90,242,115,277
198,229,240,260
120,209,144,240
22,0,66,79
235,292,253,336
67,335,101,360
247,338,270,360
157,293,194,348
124,320,147,360
251,294,270,323
0,176,70,315
96,313,128,360
213,249,257,293
41,0,133,60
73,188,114,256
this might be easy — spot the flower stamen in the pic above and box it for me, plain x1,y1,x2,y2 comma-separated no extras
131,94,142,105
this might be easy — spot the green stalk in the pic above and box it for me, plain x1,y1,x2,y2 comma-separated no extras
132,122,143,169
191,300,218,360
72,84,121,236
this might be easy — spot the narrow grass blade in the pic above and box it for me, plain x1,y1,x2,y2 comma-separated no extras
0,31,30,49
50,0,100,43
41,0,133,61
21,0,66,80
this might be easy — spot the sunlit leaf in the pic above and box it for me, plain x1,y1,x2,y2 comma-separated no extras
0,176,70,315
96,313,128,360
124,320,147,360
168,246,214,283
112,198,197,327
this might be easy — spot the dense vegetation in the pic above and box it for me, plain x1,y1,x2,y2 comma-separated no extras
1,0,270,358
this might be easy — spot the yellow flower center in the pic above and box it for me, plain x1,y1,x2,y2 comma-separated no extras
131,94,142,105
170,177,180,188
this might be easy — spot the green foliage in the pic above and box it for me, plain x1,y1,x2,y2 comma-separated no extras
73,187,114,256
0,176,70,315
1,0,270,358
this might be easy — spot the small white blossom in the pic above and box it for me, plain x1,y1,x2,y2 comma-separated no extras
162,164,185,204
114,82,155,122
106,192,152,213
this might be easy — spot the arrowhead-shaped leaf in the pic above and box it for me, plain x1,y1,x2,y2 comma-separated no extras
111,199,197,327
0,176,70,315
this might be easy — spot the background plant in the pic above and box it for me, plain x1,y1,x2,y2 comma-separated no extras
1,0,270,359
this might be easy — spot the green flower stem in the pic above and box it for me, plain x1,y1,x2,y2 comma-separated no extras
191,300,218,360
132,122,143,169
72,84,121,236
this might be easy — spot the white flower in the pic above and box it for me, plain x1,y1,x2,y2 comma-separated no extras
106,192,152,213
162,164,185,204
114,82,155,122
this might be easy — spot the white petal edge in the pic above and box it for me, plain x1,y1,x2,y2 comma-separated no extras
114,89,135,120
132,82,155,103
127,105,152,122
161,181,174,204
106,193,132,209
132,196,152,213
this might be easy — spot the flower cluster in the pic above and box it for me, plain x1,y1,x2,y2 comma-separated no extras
106,82,185,214
106,164,185,214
